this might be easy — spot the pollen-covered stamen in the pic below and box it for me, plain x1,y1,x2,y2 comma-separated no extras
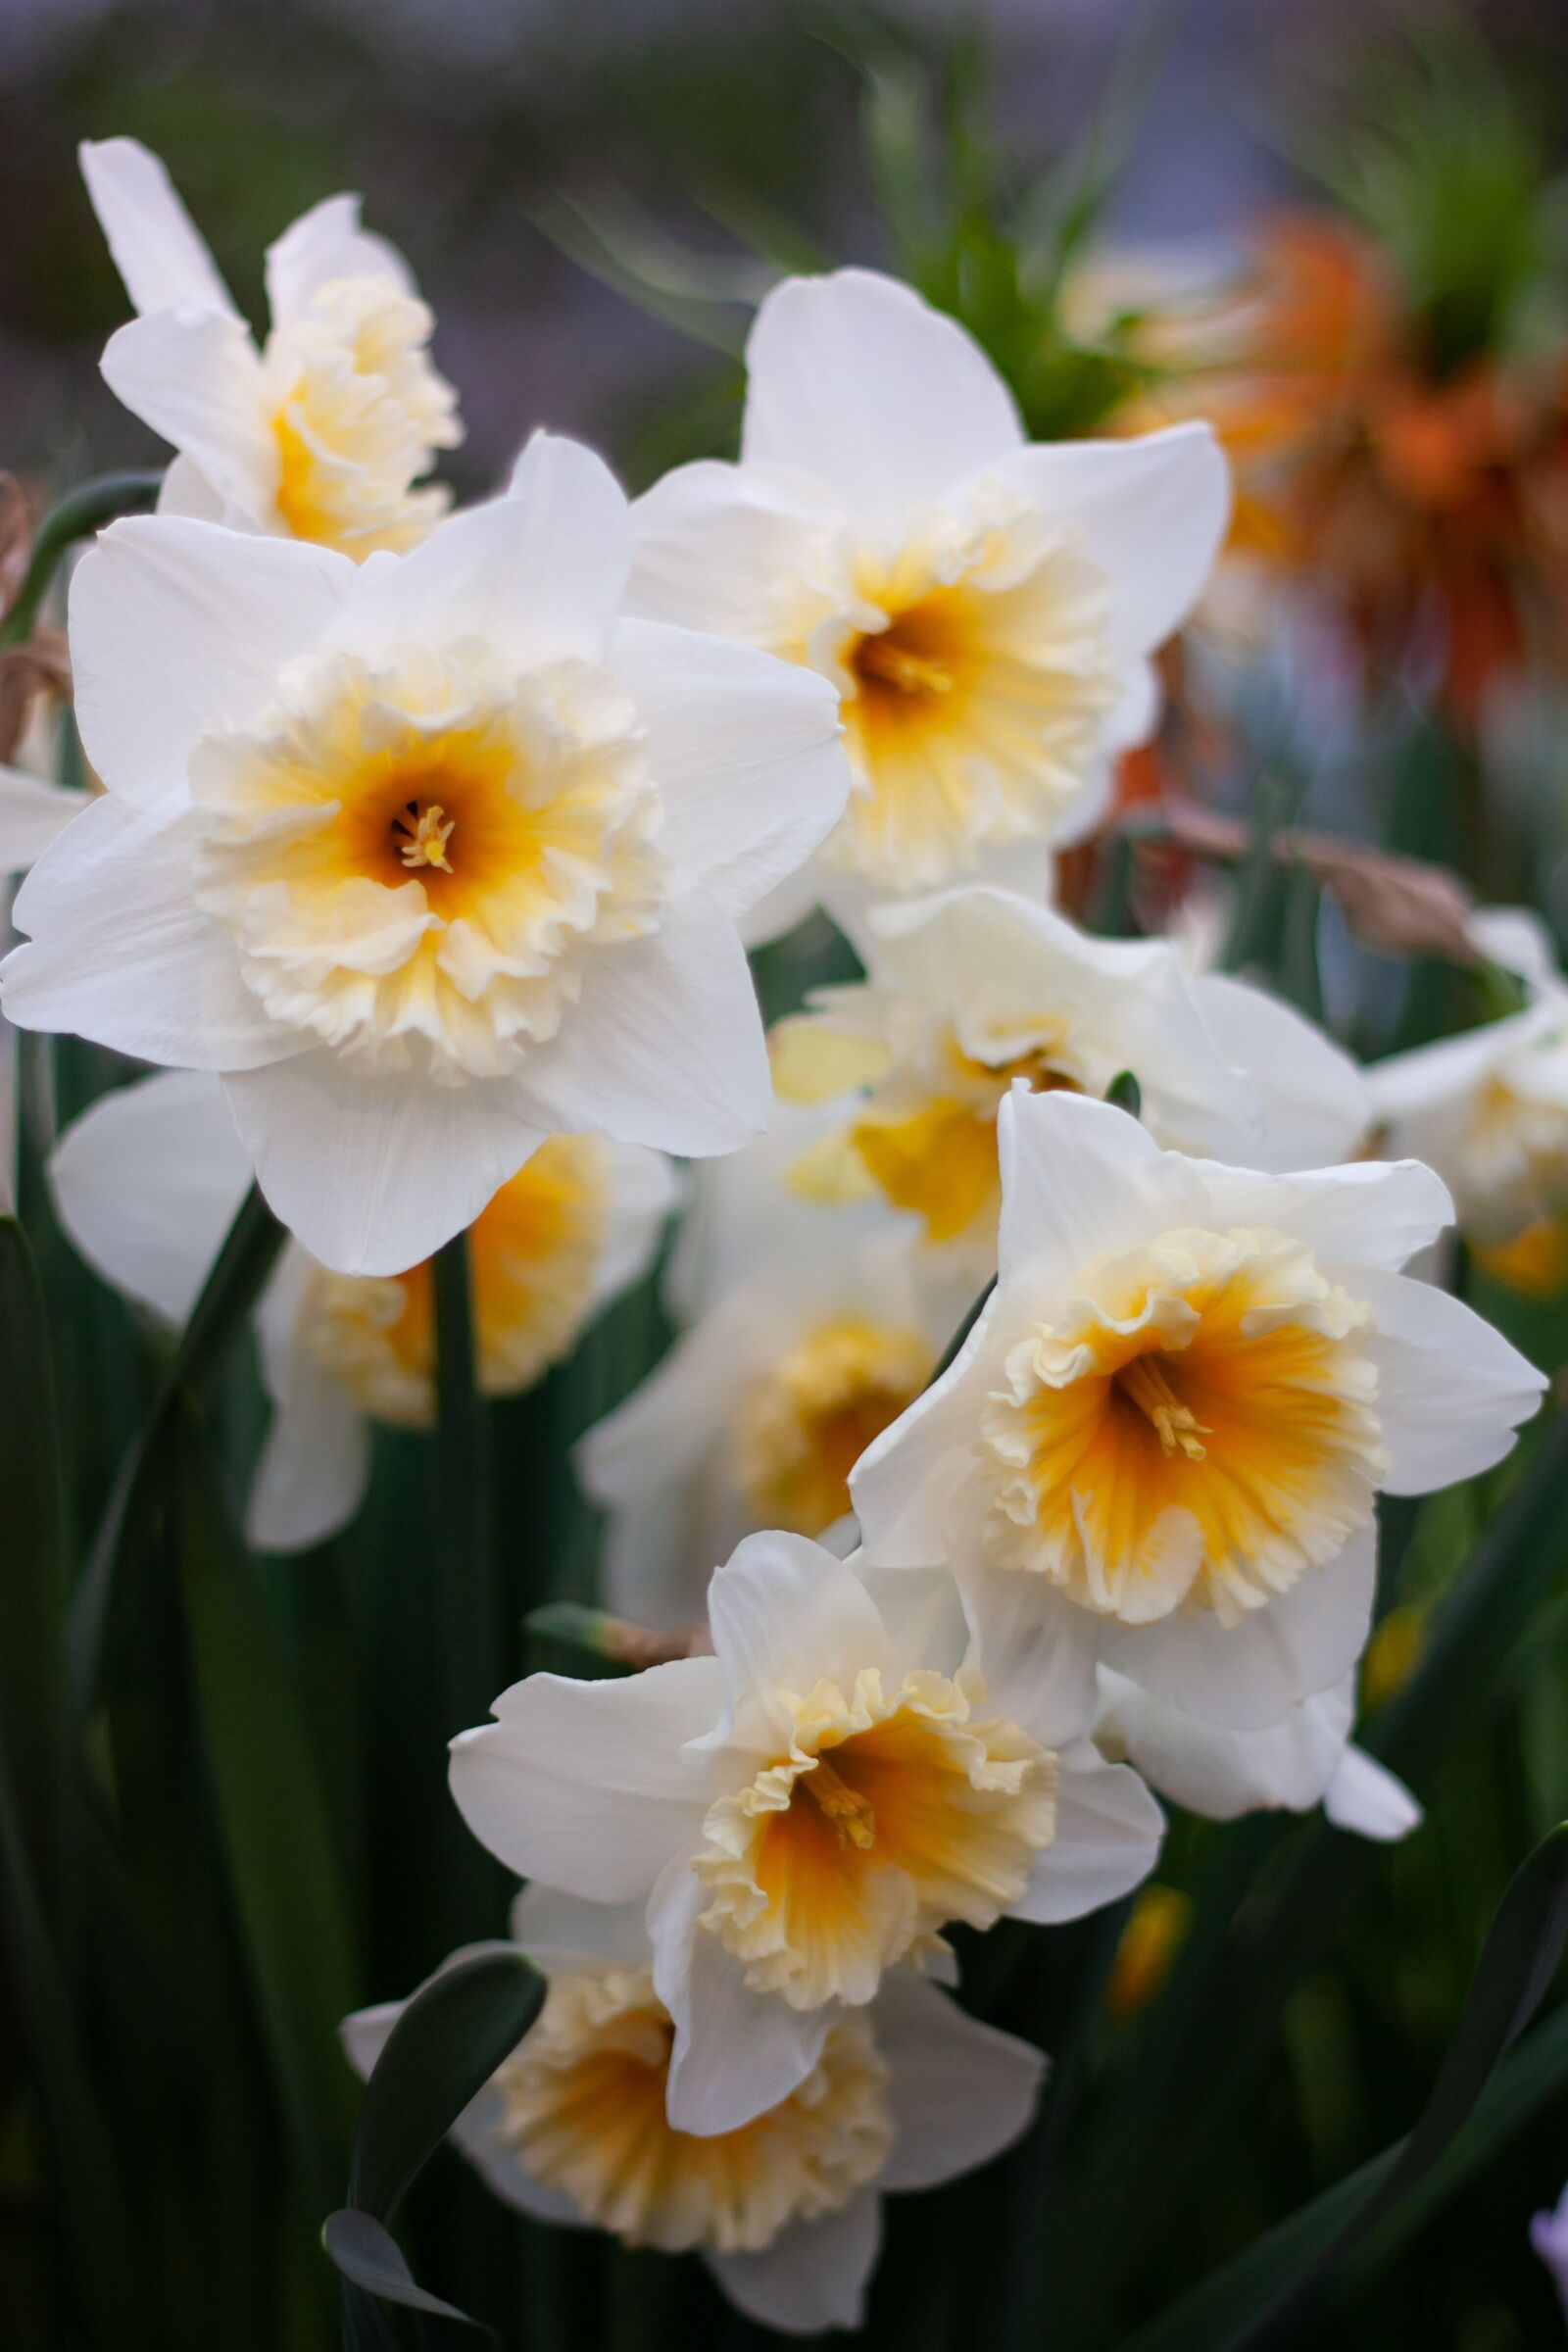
803,1751,876,1850
392,800,456,872
855,633,955,698
1117,1353,1209,1460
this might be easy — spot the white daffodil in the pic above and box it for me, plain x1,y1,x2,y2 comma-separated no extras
579,1125,942,1626
80,136,462,557
48,1067,676,1551
771,886,1370,1281
1095,1668,1420,1838
450,1532,1161,2133
630,268,1228,933
1,433,850,1274
343,1886,1043,2338
852,1090,1544,1737
1369,909,1568,1291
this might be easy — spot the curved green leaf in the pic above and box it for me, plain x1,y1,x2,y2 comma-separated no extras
347,1942,546,2224
1120,1821,1568,2352
323,2211,493,2348
0,468,162,647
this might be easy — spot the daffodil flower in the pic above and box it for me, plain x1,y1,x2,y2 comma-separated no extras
343,1886,1045,2336
449,1533,1161,2133
48,1067,677,1551
1369,908,1568,1286
630,268,1228,932
852,1090,1544,1737
772,884,1371,1280
1,433,851,1273
80,136,462,557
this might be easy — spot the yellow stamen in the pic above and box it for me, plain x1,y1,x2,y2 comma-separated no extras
394,801,456,871
1117,1353,1209,1460
803,1752,876,1850
857,636,955,697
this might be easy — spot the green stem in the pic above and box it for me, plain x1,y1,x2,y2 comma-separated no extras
69,1181,286,1722
0,470,163,649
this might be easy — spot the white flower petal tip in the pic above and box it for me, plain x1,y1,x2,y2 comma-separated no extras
855,1087,1538,1736
630,270,1226,902
340,1922,1044,2332
448,1533,1112,2130
18,465,838,1275
81,133,458,556
0,769,91,873
1323,1745,1422,1842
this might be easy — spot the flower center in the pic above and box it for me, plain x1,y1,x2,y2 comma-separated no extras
805,494,1120,893
695,1666,1056,2010
736,1319,936,1535
978,1225,1389,1627
267,274,463,559
299,1135,611,1422
191,645,669,1080
392,799,456,872
495,1968,893,2254
850,1032,1083,1248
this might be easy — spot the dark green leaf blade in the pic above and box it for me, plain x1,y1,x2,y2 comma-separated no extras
347,1943,545,2224
323,2211,494,2346
1121,1821,1568,2352
0,1216,67,1893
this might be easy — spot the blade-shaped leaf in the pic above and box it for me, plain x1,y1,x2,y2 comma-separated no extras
323,2211,493,2348
0,1217,67,1898
170,1403,361,2221
1120,1821,1568,2352
347,1943,546,2223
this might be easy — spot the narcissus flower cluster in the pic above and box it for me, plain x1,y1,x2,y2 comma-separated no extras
5,136,1552,2333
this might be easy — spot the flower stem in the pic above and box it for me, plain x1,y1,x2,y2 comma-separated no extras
0,470,164,650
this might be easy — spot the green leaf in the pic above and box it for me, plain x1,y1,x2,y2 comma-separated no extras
69,1178,285,1718
323,2212,493,2347
0,1745,148,2352
347,1942,545,2224
0,469,162,648
0,1218,67,1898
169,1403,361,2221
1104,1069,1143,1118
523,1600,639,1679
1119,1822,1568,2352
927,1277,996,1391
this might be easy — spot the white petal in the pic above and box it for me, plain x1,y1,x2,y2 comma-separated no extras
70,515,354,809
741,269,1023,521
649,1852,832,2134
1365,1011,1540,1128
873,1972,1046,2192
514,890,770,1157
994,422,1229,658
996,1089,1204,1296
1011,1740,1163,1923
954,1557,1102,1747
325,436,621,673
79,137,237,318
47,1068,251,1323
221,1054,547,1276
586,1143,682,1310
610,616,848,918
1358,1266,1545,1492
447,1658,725,1900
1324,1745,1422,1841
1191,974,1372,1171
246,1356,369,1552
629,458,838,636
99,311,274,522
507,1886,654,1972
708,2193,882,2334
1098,1668,1354,1820
0,769,89,872
1101,1522,1378,1733
265,194,413,331
1191,1155,1454,1276
155,454,234,524
704,1532,890,1751
849,1345,997,1572
4,793,298,1069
